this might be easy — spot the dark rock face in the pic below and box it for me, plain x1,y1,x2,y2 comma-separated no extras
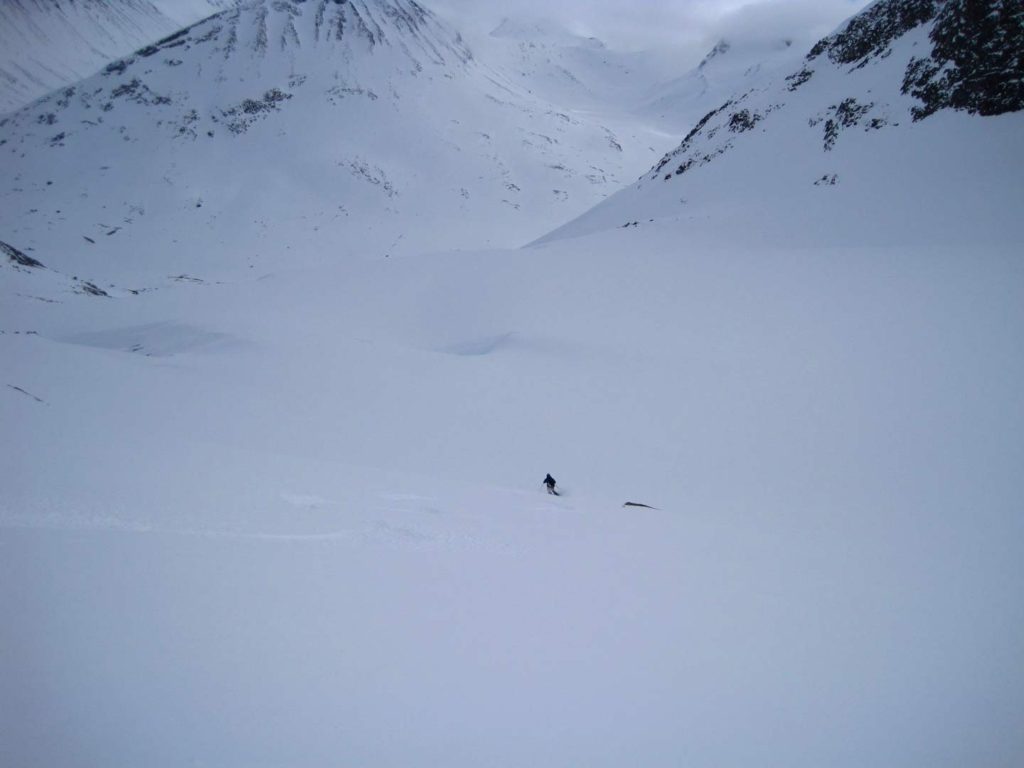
647,0,1022,191
903,0,1024,119
652,101,732,176
808,0,939,66
804,0,1023,119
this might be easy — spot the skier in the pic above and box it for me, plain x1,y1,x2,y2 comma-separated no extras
543,473,558,495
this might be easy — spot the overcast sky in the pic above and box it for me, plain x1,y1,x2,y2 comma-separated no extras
423,0,873,53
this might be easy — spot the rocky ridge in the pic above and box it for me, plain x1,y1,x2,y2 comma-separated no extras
650,0,1023,184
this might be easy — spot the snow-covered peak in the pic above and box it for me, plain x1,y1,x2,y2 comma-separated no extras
118,0,474,77
696,39,731,70
0,0,675,284
696,37,797,72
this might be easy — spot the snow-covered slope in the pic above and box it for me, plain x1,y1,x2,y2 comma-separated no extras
0,0,671,285
638,36,803,130
0,0,234,116
153,0,239,25
481,16,692,117
543,0,1024,246
4,196,1023,768
2,1,1022,765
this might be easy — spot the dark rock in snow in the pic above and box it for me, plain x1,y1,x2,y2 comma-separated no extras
1,240,45,269
6,384,47,405
221,88,293,134
786,67,814,91
728,109,762,133
76,280,109,297
822,98,875,150
653,100,732,177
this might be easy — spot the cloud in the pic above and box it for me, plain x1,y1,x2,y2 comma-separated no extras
423,0,871,53
707,0,871,48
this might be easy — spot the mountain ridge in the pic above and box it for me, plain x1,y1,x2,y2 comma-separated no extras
0,0,236,115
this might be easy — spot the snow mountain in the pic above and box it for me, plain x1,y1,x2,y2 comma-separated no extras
0,0,670,286
545,0,1024,246
0,0,236,116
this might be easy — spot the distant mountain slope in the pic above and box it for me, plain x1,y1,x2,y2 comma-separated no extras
0,0,671,285
0,0,233,116
541,0,1024,246
481,17,689,116
637,37,802,131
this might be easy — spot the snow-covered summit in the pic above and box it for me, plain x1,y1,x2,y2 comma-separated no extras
542,0,1024,246
0,0,671,284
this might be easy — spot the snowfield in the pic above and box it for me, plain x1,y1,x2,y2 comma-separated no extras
2,0,1024,765
4,220,1023,766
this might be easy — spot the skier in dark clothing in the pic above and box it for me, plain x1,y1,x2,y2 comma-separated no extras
543,474,558,495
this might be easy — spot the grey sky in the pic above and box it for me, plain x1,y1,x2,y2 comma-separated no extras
423,0,872,52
